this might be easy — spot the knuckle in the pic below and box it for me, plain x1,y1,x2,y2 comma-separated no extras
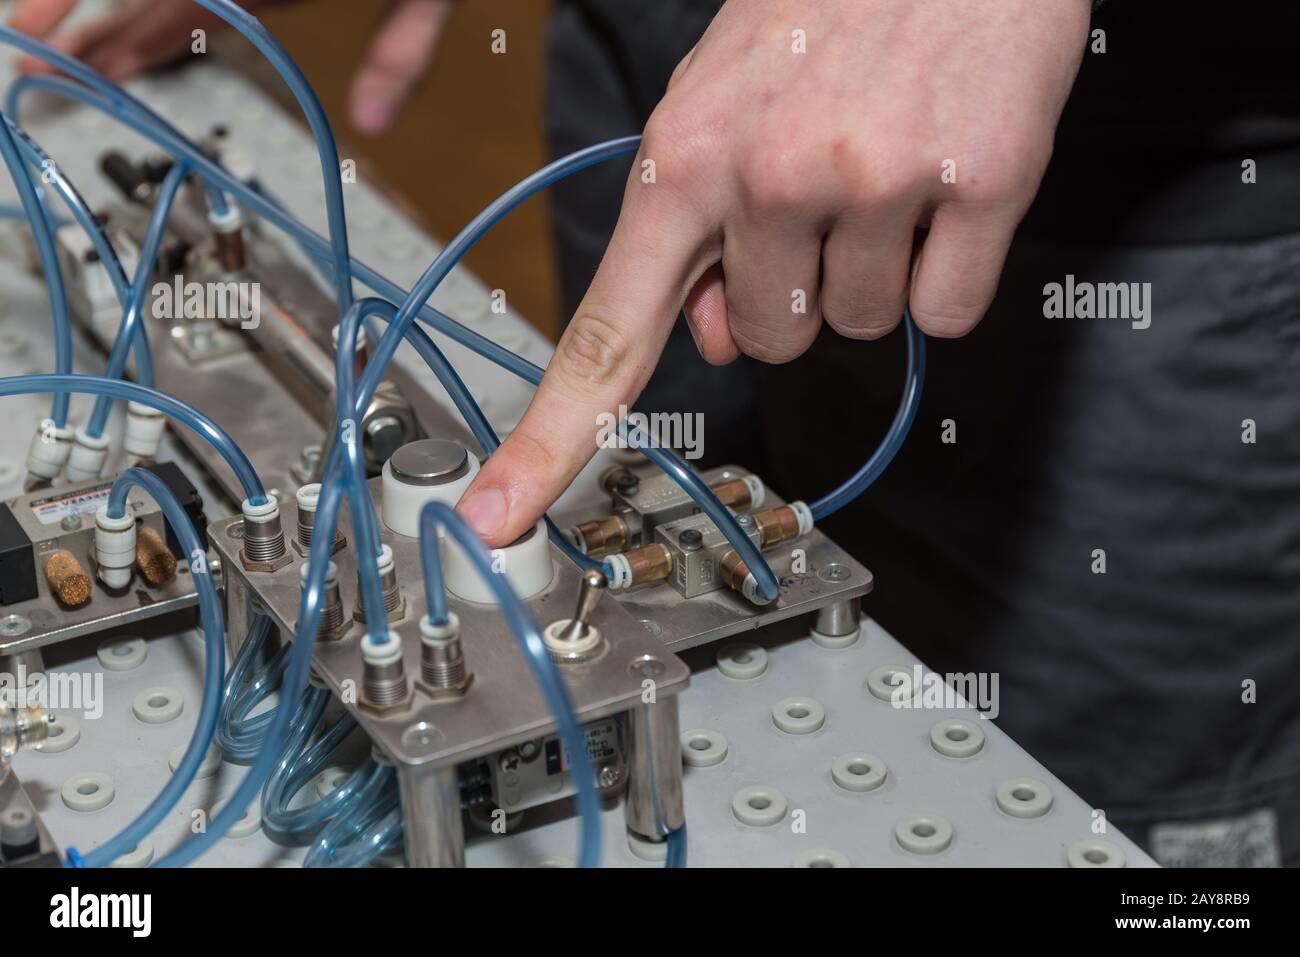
502,424,560,478
641,106,708,190
951,133,1051,210
556,308,634,392
738,141,812,214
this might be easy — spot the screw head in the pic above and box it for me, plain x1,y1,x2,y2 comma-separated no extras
614,472,640,497
598,764,624,789
59,513,82,532
498,751,521,774
678,528,704,552
819,563,851,583
736,513,756,530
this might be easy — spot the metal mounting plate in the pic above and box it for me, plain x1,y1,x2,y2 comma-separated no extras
0,481,199,657
554,465,873,652
208,477,690,770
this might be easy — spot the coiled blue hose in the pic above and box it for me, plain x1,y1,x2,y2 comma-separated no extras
153,459,343,866
309,803,403,868
72,468,225,868
261,689,375,844
301,763,398,868
214,613,287,762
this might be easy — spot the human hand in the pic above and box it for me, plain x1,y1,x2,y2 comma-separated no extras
456,0,1091,545
8,0,452,135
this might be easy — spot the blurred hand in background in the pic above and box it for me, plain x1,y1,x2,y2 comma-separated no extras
7,0,452,135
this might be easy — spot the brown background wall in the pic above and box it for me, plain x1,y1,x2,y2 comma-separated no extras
240,0,561,338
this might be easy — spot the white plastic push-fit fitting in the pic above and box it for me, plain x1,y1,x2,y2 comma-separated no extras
94,505,137,589
66,427,110,482
123,401,167,459
24,421,74,483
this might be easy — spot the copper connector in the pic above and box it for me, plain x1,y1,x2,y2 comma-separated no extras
709,477,755,512
570,514,629,558
214,228,246,272
623,543,673,587
719,548,750,593
45,550,91,607
135,526,177,585
753,505,802,548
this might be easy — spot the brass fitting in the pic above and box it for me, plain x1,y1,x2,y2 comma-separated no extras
569,514,630,558
622,543,673,588
753,504,803,548
709,477,756,512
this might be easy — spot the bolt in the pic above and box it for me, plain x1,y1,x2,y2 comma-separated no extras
59,513,82,532
598,764,624,789
364,414,406,466
678,528,703,552
736,513,756,531
614,472,640,497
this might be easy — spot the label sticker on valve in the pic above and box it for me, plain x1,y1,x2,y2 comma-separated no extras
30,482,114,526
545,720,620,776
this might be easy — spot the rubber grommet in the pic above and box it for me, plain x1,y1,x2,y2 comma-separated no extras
132,686,184,724
771,696,826,735
731,785,788,827
716,642,767,680
995,777,1053,819
681,728,728,768
1067,838,1126,868
169,742,222,779
866,665,918,703
830,752,888,793
62,772,115,812
36,713,80,753
793,848,851,868
930,718,985,758
627,830,668,863
108,840,154,868
894,814,953,855
97,636,147,671
226,803,263,839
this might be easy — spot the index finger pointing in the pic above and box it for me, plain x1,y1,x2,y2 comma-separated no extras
456,146,714,546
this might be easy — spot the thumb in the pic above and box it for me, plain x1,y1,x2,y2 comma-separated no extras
348,0,451,136
457,151,713,547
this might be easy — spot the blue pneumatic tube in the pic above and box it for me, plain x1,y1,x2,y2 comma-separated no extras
0,375,266,505
418,501,603,867
71,468,225,868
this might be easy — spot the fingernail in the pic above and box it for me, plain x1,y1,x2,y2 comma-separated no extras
457,488,507,538
351,96,397,135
